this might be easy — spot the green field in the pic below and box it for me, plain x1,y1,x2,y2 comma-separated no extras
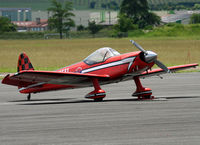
0,38,199,73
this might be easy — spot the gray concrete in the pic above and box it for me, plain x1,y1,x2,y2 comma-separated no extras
0,72,200,145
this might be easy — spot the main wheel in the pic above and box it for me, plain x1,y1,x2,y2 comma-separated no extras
94,97,103,102
138,95,154,100
27,93,31,101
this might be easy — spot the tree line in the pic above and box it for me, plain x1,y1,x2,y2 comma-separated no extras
47,0,161,38
1,0,200,39
47,0,200,39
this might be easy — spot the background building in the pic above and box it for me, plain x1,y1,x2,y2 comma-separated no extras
12,18,48,32
0,8,32,21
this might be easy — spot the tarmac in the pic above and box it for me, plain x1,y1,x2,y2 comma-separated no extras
0,72,200,145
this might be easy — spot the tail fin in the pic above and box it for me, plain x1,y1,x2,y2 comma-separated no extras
17,53,34,72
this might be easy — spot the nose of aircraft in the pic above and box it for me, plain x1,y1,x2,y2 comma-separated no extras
130,40,170,73
144,51,157,63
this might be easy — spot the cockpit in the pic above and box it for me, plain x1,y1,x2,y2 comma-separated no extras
83,47,120,65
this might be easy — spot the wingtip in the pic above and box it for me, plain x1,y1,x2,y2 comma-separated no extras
1,74,10,84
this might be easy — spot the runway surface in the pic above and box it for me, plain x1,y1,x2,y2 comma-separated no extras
0,72,200,145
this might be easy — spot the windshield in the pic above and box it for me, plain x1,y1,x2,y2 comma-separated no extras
83,47,120,65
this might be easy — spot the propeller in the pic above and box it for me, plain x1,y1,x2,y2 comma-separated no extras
154,59,170,73
130,40,147,55
130,40,170,73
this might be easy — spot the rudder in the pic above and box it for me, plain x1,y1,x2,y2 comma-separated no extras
17,53,34,72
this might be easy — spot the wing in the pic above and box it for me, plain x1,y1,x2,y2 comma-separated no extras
140,63,198,78
2,70,110,88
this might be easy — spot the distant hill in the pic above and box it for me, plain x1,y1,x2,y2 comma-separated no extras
0,0,200,10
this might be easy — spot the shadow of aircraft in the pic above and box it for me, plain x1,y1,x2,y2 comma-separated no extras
17,95,200,105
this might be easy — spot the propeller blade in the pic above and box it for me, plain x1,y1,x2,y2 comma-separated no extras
130,40,147,55
130,40,170,73
154,59,170,73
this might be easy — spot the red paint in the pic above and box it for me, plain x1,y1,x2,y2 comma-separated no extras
133,76,152,100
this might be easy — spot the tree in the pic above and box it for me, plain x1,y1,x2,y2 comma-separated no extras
48,0,75,39
114,14,138,37
120,0,148,19
193,4,200,10
114,14,137,33
107,1,119,10
101,3,107,9
90,1,96,9
0,16,16,33
88,21,102,37
176,5,186,10
77,24,85,31
120,0,160,28
101,1,119,10
190,13,200,24
137,12,160,29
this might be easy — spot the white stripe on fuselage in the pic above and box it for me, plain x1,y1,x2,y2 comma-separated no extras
82,57,136,73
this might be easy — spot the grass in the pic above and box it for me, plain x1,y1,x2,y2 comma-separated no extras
128,24,200,39
0,38,199,73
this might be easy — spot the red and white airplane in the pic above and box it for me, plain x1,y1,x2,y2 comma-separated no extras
2,40,198,101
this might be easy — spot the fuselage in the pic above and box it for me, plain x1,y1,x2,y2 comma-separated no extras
19,51,154,94
58,51,152,78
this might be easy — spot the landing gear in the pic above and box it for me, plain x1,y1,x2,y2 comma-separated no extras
27,93,31,101
132,76,154,100
94,97,103,102
85,78,106,102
